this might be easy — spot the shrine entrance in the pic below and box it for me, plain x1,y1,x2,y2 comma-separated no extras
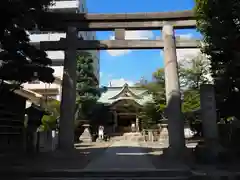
117,115,135,133
36,10,200,158
110,98,142,133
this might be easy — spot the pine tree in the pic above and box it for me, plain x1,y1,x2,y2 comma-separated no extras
0,0,55,83
76,51,100,120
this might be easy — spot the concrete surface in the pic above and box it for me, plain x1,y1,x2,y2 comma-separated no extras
84,140,156,170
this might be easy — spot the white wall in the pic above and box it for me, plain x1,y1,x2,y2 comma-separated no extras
49,1,79,10
23,81,60,90
25,0,100,100
29,32,100,80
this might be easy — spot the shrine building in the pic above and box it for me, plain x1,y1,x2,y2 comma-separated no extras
98,83,153,133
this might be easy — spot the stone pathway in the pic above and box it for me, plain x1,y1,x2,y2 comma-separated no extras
84,140,156,170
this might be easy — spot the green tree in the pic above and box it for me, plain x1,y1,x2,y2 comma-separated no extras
182,89,200,113
40,99,60,131
139,68,166,109
138,102,162,129
179,54,211,90
75,51,101,120
149,68,166,111
195,0,240,119
137,68,166,128
179,54,211,113
0,0,55,84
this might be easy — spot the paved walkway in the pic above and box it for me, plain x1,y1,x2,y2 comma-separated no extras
84,140,156,170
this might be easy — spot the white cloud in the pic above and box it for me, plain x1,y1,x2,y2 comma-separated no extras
177,49,201,62
160,48,200,63
176,33,201,63
176,33,200,62
107,30,154,56
177,33,194,40
108,78,134,87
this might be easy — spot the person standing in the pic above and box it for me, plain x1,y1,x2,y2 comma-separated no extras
98,125,104,140
131,122,136,132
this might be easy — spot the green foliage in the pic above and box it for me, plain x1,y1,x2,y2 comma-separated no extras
153,68,165,86
138,68,166,128
195,0,240,119
179,54,211,136
75,51,100,120
138,102,162,129
138,55,210,129
141,68,166,111
180,54,210,113
182,89,200,113
151,68,166,111
40,99,60,131
179,54,211,89
0,0,55,83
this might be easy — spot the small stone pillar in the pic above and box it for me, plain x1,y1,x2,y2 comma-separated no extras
200,84,218,141
59,26,78,151
148,130,153,142
135,116,139,132
159,124,169,147
199,84,220,161
51,130,58,151
79,124,92,143
162,24,185,157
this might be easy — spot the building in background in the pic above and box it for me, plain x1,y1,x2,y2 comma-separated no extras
23,0,100,101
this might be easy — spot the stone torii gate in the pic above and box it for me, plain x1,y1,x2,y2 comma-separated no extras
36,10,200,157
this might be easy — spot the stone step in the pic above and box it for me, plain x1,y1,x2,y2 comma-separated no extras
3,169,240,180
29,177,189,180
2,169,192,180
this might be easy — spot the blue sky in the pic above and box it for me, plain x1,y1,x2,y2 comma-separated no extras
86,0,200,86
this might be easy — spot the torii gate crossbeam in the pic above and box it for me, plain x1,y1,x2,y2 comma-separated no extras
36,39,200,50
38,10,196,31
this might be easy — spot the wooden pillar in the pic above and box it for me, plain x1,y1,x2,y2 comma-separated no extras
59,27,78,151
113,111,118,132
162,24,185,157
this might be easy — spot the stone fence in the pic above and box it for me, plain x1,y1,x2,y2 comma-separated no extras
142,124,169,143
142,125,195,144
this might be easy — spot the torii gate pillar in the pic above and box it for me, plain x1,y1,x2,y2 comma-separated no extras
163,24,186,158
58,27,78,151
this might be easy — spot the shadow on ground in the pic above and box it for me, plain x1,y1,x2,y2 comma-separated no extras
0,142,110,171
0,143,187,171
1,142,240,173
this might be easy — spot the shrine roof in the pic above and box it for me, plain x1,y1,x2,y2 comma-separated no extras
98,83,153,105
